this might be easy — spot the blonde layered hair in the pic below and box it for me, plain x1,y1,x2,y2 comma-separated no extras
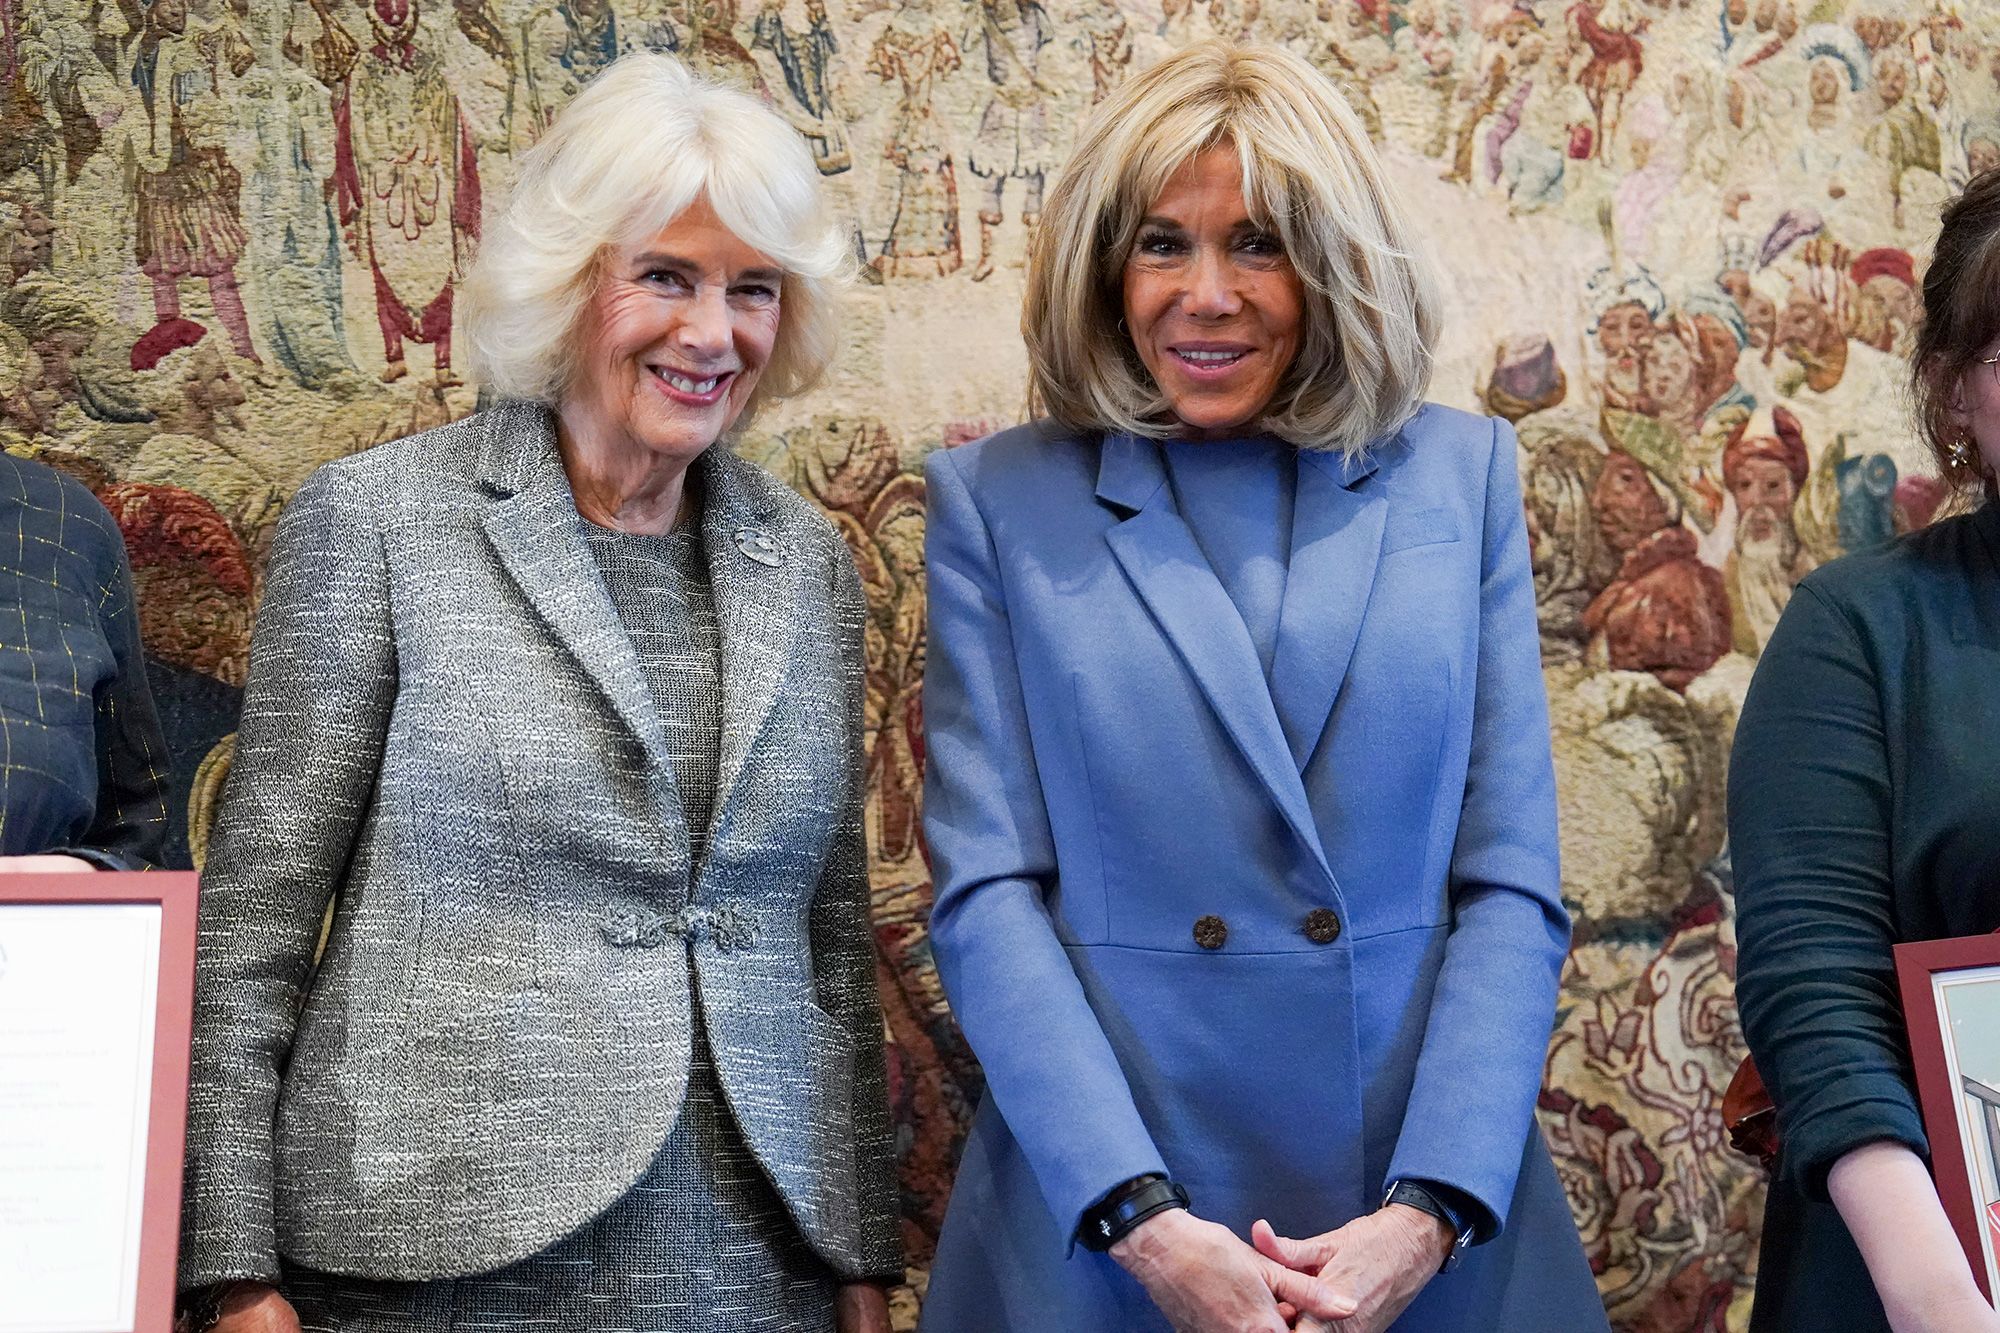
1025,40,1439,453
461,52,849,422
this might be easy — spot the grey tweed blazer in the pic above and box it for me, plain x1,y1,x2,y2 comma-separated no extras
178,402,903,1287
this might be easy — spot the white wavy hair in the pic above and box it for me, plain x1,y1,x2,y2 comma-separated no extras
461,51,850,420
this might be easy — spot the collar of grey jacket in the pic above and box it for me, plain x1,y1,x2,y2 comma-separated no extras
472,398,781,526
469,398,800,805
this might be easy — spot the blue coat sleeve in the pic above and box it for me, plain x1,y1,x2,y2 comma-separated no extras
1729,581,1929,1201
922,445,1169,1245
1382,417,1572,1239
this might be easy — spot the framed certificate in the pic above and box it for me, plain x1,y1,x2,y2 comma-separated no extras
1897,932,2000,1304
0,873,198,1333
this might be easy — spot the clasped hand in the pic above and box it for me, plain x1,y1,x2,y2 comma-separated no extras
1112,1204,1451,1333
1251,1206,1455,1333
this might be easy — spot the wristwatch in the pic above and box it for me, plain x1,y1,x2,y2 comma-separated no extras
1382,1179,1477,1273
1077,1173,1192,1251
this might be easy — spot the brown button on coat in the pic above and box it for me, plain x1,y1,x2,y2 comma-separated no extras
1303,908,1342,944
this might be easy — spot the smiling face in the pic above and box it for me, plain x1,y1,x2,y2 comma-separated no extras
564,196,783,467
1120,145,1306,439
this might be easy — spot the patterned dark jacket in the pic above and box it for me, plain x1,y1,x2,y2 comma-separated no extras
178,402,902,1286
0,453,168,867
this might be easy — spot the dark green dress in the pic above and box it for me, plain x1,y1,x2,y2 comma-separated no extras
1730,499,2000,1332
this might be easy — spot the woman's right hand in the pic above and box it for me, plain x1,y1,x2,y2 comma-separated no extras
205,1284,301,1333
1110,1208,1357,1333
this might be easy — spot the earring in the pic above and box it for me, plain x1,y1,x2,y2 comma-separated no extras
1951,437,1976,469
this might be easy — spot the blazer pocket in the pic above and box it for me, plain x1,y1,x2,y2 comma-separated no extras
1382,506,1460,555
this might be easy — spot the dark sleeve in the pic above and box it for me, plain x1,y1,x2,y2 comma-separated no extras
69,527,170,869
809,539,905,1282
1729,580,1930,1202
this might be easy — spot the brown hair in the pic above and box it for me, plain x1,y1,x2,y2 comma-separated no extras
1912,169,2000,499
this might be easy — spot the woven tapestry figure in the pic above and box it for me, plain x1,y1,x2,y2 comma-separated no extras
868,0,960,278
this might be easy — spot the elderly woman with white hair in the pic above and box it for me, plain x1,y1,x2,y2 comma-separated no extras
174,53,900,1333
920,40,1604,1332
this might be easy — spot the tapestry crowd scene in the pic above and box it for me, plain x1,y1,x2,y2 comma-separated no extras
4,0,2000,1328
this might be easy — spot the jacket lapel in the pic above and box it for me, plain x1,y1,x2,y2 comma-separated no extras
698,446,799,840
1267,438,1395,771
477,403,674,771
1097,434,1332,880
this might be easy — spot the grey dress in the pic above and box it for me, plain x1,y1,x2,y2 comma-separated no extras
281,513,838,1331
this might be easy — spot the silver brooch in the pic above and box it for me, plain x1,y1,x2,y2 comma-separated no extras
734,526,783,567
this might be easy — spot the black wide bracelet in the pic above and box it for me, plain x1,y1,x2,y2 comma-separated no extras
1077,1174,1191,1252
1382,1180,1477,1273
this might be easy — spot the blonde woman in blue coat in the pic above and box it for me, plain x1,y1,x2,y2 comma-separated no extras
919,41,1605,1333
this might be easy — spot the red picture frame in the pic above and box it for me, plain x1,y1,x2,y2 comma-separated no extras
1896,932,2000,1304
0,872,198,1333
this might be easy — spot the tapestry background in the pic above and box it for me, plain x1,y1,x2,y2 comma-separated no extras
3,0,1987,1323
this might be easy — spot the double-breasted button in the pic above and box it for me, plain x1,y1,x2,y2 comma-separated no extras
1302,908,1342,944
1193,914,1228,950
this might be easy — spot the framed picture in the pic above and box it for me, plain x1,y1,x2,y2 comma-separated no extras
1897,933,2000,1303
0,872,198,1333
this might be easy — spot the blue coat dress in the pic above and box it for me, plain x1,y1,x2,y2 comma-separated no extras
918,407,1606,1331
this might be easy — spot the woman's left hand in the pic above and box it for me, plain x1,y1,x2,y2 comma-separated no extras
834,1281,892,1333
1251,1207,1449,1333
0,854,97,873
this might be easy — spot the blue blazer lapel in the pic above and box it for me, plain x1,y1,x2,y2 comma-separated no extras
1096,435,1333,881
476,404,676,776
1268,441,1394,771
